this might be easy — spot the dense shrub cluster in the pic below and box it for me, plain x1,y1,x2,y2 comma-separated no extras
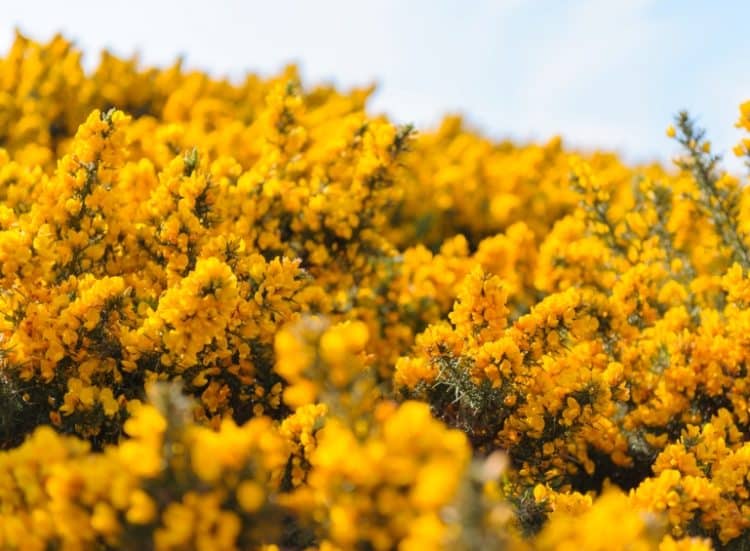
1,32,750,550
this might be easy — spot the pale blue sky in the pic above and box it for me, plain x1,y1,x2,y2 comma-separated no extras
2,1,749,171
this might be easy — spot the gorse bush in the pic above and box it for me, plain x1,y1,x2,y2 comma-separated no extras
2,31,750,550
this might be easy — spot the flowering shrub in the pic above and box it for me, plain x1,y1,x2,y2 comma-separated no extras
0,31,749,550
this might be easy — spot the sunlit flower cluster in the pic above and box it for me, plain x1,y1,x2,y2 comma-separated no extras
3,31,750,550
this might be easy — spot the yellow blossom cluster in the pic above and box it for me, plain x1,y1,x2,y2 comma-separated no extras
536,489,712,551
4,31,750,550
394,104,750,546
1,384,289,550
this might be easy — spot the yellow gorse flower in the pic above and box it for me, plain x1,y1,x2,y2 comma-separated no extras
3,31,750,550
